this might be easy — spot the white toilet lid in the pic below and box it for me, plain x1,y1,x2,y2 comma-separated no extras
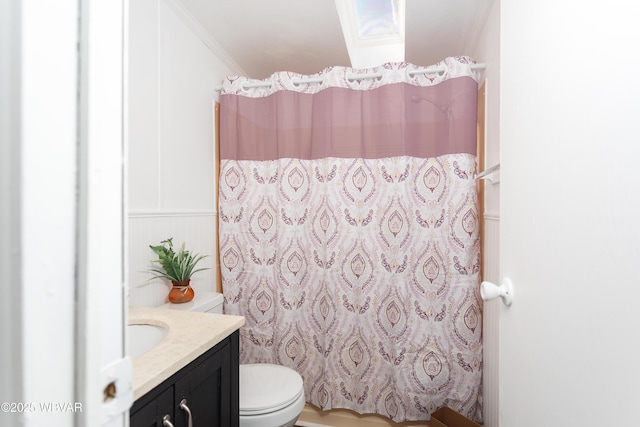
239,364,304,415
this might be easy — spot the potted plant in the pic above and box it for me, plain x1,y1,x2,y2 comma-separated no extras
148,237,209,303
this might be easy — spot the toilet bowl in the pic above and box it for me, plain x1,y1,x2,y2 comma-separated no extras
239,363,305,427
160,292,305,427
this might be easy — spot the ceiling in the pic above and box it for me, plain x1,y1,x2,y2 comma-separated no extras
178,0,494,79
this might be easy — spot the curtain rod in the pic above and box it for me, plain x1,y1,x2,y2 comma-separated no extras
214,62,485,92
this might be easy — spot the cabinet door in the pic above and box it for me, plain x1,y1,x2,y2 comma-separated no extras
130,387,174,427
174,340,233,427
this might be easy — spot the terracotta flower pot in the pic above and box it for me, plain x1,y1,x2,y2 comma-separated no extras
168,280,195,303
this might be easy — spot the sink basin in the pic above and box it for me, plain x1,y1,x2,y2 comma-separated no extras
128,324,168,359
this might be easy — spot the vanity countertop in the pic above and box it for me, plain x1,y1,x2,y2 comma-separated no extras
129,306,244,400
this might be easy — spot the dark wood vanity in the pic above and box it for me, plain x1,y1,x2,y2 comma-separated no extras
130,330,239,427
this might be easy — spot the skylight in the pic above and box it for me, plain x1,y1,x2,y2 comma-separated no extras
354,0,401,39
335,0,405,68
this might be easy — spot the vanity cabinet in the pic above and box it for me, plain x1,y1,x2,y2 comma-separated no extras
130,330,239,427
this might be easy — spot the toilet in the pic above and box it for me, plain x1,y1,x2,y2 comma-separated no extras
238,363,305,427
159,292,305,427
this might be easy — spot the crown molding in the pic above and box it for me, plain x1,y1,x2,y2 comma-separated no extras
162,0,246,76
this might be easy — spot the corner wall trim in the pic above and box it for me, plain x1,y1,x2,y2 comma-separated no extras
484,211,500,221
162,0,245,76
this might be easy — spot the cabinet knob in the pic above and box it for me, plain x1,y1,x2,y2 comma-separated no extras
179,399,193,427
162,414,174,427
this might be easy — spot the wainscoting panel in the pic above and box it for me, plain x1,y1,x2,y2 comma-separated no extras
482,213,500,427
128,211,217,307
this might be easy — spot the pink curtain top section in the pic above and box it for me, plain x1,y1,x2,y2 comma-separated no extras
220,57,479,161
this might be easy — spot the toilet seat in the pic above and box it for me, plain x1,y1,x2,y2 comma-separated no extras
239,364,304,416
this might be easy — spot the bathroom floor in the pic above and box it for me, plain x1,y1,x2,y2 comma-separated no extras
296,404,435,427
295,417,433,427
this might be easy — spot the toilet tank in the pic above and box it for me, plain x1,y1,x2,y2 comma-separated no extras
158,291,224,314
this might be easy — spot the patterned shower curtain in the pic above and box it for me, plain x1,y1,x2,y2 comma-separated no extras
218,57,483,423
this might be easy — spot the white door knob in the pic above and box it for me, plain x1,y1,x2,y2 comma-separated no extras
480,278,514,307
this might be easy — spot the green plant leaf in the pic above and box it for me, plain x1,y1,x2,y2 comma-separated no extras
146,238,210,282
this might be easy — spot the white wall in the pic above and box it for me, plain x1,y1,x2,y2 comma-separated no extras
2,0,128,425
127,0,241,306
500,1,640,426
0,0,23,411
470,0,500,217
77,1,128,425
468,1,500,425
15,2,78,425
2,2,129,425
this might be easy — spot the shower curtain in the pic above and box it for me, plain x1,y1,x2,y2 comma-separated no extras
218,56,482,423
